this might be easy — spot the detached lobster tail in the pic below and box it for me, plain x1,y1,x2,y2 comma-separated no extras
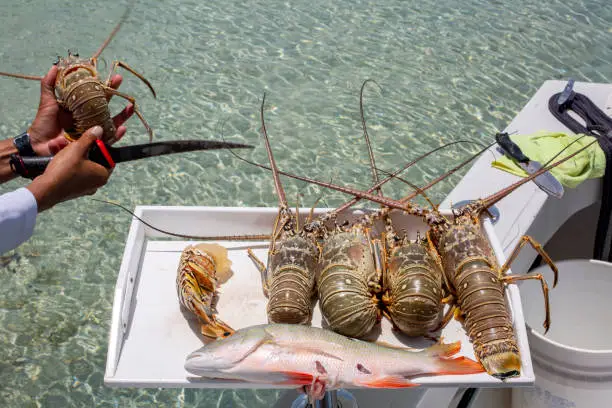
176,244,235,340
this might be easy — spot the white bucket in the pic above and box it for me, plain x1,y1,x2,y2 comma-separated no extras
511,259,612,408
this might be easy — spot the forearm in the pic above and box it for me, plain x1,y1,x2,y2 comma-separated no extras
0,139,18,184
0,187,38,254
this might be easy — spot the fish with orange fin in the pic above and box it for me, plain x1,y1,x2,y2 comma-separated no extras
177,243,235,340
184,323,484,402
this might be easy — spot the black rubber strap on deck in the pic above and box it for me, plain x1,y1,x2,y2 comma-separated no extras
548,91,612,261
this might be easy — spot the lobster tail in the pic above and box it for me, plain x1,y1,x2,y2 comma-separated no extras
383,238,445,336
317,228,381,338
435,221,522,379
456,261,520,378
176,245,235,340
265,235,319,325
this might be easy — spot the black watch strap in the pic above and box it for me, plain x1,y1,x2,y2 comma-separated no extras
13,131,37,157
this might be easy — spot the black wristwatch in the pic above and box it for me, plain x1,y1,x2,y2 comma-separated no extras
13,131,37,157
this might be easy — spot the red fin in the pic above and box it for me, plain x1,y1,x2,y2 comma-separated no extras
425,341,461,358
357,375,419,388
374,340,416,351
434,356,486,376
278,371,315,385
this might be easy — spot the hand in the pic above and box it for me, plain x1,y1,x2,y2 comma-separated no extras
26,126,112,212
28,65,135,156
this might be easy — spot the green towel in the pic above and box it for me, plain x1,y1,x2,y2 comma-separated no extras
491,131,606,188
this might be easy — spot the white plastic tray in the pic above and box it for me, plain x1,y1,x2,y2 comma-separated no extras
104,206,534,389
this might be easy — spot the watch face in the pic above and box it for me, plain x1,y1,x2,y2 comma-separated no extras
14,132,36,156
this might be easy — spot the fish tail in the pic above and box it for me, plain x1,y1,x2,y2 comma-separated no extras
421,341,485,374
432,356,485,376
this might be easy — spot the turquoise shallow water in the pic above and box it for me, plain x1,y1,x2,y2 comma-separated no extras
0,0,611,406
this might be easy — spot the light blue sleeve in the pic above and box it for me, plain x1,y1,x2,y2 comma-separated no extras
0,187,38,254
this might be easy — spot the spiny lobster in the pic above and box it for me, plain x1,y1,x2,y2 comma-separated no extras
0,1,156,144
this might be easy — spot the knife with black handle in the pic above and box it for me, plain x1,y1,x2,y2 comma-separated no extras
495,132,530,163
494,132,564,198
10,139,253,179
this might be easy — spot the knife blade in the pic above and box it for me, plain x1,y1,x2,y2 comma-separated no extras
89,139,253,166
11,139,254,179
495,132,564,198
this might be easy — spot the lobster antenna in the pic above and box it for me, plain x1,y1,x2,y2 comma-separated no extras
0,71,43,81
359,79,384,197
222,139,480,213
92,1,134,59
540,133,590,167
295,192,301,232
329,140,487,216
0,1,134,82
224,148,411,211
396,141,496,205
222,124,484,214
91,199,271,241
305,172,334,223
374,167,438,211
259,93,289,209
478,138,599,212
262,137,598,220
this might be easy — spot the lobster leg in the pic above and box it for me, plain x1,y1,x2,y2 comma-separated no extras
434,304,457,332
498,235,559,287
104,60,156,98
247,248,270,297
103,86,154,141
453,306,466,325
431,294,457,332
501,273,551,333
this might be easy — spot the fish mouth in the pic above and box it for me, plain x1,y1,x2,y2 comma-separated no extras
184,352,234,374
184,355,214,374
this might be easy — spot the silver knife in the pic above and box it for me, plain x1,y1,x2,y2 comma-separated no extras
495,132,564,198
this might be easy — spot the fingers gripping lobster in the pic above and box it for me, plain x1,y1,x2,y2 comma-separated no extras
0,2,156,144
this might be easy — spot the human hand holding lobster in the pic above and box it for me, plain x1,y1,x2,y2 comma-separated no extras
26,125,112,212
28,65,134,156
